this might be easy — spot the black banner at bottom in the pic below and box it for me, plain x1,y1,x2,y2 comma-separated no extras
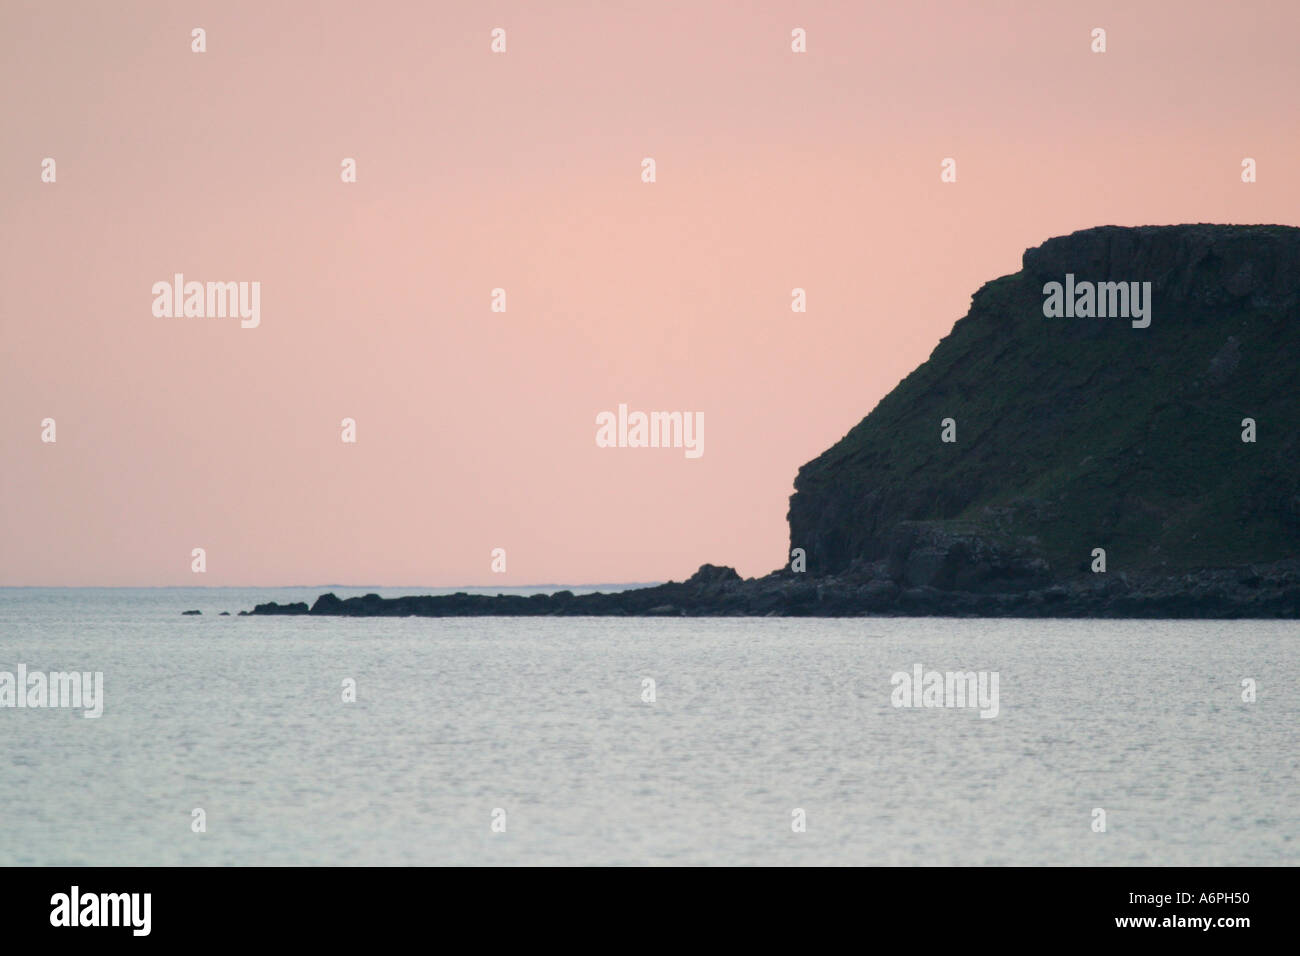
0,866,1280,943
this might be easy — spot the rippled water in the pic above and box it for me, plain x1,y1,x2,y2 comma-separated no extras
1,588,1295,865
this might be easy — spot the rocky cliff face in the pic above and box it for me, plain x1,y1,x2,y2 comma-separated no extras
787,224,1300,588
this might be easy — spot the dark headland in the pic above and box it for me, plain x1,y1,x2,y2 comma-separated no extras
248,224,1300,619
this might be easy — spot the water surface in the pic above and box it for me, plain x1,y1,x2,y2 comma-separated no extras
1,588,1294,865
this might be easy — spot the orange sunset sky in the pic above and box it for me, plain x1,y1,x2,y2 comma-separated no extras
3,0,1299,586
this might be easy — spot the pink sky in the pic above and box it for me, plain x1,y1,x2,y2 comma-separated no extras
3,1,1298,586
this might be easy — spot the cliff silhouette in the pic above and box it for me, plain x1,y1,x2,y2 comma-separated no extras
247,224,1300,618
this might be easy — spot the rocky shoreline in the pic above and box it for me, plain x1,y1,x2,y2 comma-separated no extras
242,559,1300,618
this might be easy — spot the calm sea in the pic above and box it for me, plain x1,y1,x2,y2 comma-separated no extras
1,587,1295,865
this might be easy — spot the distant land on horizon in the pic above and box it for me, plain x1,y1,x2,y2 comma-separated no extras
247,224,1300,619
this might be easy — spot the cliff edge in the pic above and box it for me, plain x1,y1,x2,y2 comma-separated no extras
788,224,1300,592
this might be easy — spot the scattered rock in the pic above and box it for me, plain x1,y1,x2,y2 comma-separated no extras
686,564,741,586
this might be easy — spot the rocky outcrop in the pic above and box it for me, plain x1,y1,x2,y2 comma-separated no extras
788,223,1300,586
242,558,1300,618
242,601,309,615
1020,224,1300,311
